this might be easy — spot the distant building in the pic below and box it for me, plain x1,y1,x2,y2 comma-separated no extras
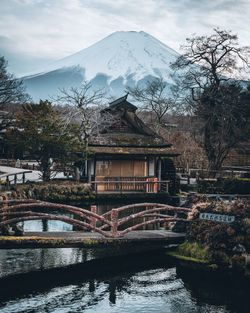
87,95,178,193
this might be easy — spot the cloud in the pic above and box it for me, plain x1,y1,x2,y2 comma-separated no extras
0,0,250,74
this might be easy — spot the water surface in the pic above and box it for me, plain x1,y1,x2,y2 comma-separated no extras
0,249,249,313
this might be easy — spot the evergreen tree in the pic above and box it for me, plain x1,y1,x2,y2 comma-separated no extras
8,100,82,181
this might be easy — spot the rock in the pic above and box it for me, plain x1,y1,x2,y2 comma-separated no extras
231,254,246,271
12,224,24,236
0,225,12,236
233,244,246,255
171,220,189,233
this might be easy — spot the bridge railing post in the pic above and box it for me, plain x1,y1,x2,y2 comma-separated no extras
90,205,97,231
111,209,118,237
6,176,10,188
0,196,9,235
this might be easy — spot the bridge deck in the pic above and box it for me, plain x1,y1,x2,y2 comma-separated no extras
0,230,185,249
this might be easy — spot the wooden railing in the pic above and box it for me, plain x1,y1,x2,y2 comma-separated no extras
92,177,169,193
0,200,190,238
0,170,32,187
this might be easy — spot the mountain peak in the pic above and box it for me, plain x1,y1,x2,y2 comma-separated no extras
23,31,180,100
39,30,179,80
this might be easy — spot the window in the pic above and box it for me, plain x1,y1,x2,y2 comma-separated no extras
96,160,147,177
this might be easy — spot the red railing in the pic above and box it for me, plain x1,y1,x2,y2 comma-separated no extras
92,177,169,193
0,200,190,238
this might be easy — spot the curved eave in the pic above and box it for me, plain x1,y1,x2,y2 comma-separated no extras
89,143,172,148
88,146,178,156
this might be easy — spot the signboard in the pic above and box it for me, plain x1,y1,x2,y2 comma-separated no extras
199,212,235,223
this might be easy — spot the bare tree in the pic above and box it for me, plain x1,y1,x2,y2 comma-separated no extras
171,28,250,174
55,81,115,140
54,82,114,175
168,131,208,170
172,28,250,96
126,77,177,131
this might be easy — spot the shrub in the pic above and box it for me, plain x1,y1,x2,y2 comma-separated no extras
198,178,250,194
184,199,250,267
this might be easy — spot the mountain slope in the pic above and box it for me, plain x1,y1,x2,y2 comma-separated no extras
23,31,180,100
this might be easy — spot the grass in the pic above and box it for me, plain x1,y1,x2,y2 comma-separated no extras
167,250,210,264
0,236,99,246
168,241,212,264
0,236,118,247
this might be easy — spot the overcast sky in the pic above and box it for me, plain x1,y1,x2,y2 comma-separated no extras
1,0,250,75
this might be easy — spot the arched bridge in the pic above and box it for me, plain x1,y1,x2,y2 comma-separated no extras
0,200,191,239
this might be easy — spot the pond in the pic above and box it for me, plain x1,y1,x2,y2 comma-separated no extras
0,248,249,313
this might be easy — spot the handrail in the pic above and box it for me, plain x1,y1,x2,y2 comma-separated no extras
0,202,112,227
92,179,170,194
101,202,168,217
0,170,32,179
0,200,190,238
92,180,170,184
100,205,191,230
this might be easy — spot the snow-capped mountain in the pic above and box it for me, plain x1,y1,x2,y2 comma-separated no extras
23,31,180,100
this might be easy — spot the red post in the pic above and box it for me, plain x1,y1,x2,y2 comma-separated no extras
154,178,158,193
146,178,149,193
111,209,118,237
90,205,97,231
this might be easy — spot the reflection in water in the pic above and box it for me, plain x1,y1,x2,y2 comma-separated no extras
0,267,227,313
0,248,93,277
0,249,249,313
177,266,250,313
0,246,158,278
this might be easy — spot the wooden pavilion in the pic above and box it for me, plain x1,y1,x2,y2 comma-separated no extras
87,95,178,193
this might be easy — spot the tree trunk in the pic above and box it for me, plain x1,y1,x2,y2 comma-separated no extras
41,159,51,182
204,125,217,177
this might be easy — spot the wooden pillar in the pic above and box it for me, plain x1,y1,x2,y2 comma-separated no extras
111,209,118,237
1,196,8,234
94,157,96,184
165,182,169,193
87,160,91,183
86,159,95,183
158,157,162,181
42,219,48,232
153,178,158,193
157,157,162,192
90,205,97,231
6,176,10,188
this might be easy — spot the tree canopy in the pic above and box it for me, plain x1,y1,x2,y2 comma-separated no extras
172,29,250,173
0,56,29,107
8,100,83,181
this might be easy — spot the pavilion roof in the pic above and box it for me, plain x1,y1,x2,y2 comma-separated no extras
89,94,172,149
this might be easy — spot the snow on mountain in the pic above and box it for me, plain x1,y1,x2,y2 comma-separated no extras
23,31,181,100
